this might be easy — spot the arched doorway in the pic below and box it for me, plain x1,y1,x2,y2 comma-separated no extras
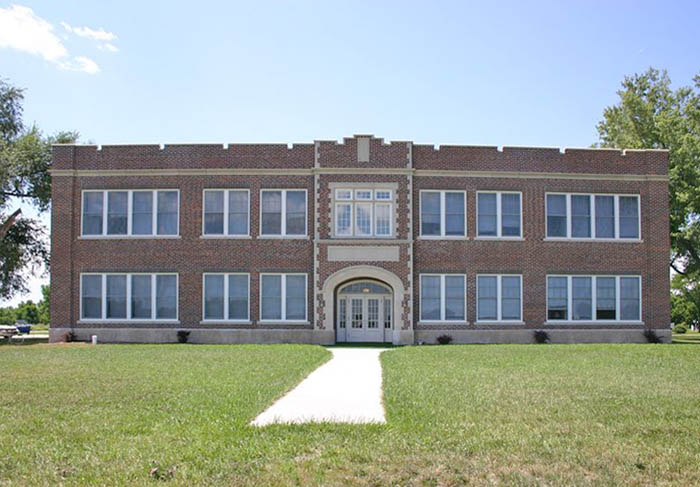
336,280,392,342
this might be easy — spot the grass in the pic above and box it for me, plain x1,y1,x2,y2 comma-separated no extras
673,329,700,344
1,343,699,485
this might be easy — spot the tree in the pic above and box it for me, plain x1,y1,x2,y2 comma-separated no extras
0,78,78,299
15,300,39,324
37,284,49,324
596,68,700,325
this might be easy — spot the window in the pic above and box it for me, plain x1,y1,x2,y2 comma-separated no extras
80,273,178,321
546,275,641,322
545,194,640,240
420,191,466,237
420,274,466,322
477,275,522,321
261,190,307,236
260,274,307,322
203,273,249,321
333,188,393,237
477,192,522,238
81,190,179,237
203,190,250,236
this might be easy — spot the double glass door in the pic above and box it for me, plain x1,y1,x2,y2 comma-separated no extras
337,294,392,342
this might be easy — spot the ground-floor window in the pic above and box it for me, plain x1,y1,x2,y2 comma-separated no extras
80,273,178,321
419,274,466,322
547,275,641,322
203,273,249,321
260,273,307,322
476,274,522,322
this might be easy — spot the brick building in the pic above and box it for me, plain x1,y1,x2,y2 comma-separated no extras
49,135,671,344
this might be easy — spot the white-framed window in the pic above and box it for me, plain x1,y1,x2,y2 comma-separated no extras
546,193,640,240
260,273,307,322
546,275,641,322
202,189,250,236
476,191,522,238
419,190,466,238
202,273,250,321
419,274,466,322
80,273,178,321
81,190,179,237
476,274,522,322
260,189,307,237
333,188,393,237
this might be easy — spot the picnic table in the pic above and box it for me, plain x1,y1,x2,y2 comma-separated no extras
0,325,20,341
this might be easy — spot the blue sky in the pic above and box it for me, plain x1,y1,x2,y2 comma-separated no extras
1,0,698,305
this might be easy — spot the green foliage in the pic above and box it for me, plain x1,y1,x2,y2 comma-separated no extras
0,284,50,325
37,284,49,324
671,273,700,328
0,77,78,300
673,324,688,334
0,306,16,325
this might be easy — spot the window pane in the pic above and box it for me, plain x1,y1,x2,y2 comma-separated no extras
157,191,178,235
501,276,521,320
106,275,127,319
261,191,282,235
384,298,391,328
420,276,441,320
477,276,498,320
131,275,152,319
547,194,567,237
620,277,640,321
619,196,639,239
228,190,249,235
355,190,372,200
204,275,224,319
81,275,102,319
571,195,591,238
338,299,346,328
132,191,153,235
375,203,391,236
355,203,372,236
285,275,306,320
156,275,177,319
335,189,352,200
477,193,497,236
107,192,128,235
83,192,104,235
547,276,568,320
501,194,521,236
376,190,392,200
204,191,224,234
445,192,465,236
596,277,616,320
228,274,248,320
261,275,282,320
595,196,615,238
335,204,352,236
445,276,465,320
572,277,592,320
421,192,441,236
285,191,306,235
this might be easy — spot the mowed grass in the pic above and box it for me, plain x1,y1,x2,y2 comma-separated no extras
673,329,700,344
1,343,699,485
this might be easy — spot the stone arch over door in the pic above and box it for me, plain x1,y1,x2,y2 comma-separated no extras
320,265,410,345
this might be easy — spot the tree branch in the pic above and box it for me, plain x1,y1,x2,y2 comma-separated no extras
670,260,687,275
1,190,32,198
0,208,21,240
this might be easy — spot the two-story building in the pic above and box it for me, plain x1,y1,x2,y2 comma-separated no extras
49,135,671,344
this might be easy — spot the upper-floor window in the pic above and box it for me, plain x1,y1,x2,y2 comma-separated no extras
260,273,307,322
203,273,249,321
476,274,522,322
203,189,249,236
477,192,522,238
419,191,466,238
546,275,641,322
419,274,466,322
80,273,178,321
546,193,640,240
334,189,393,237
260,189,307,237
82,190,179,237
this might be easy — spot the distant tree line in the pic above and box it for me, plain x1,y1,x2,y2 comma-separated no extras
0,284,49,325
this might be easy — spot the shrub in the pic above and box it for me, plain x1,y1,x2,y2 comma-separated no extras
176,330,190,344
436,334,453,345
60,331,77,343
643,329,662,344
673,324,688,334
533,330,550,344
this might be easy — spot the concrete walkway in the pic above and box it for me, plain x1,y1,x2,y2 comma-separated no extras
252,348,387,426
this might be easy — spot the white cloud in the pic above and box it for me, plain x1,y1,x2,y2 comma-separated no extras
98,42,119,52
0,5,103,74
61,21,116,41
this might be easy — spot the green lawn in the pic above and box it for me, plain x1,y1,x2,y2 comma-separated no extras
673,329,700,344
1,344,699,486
